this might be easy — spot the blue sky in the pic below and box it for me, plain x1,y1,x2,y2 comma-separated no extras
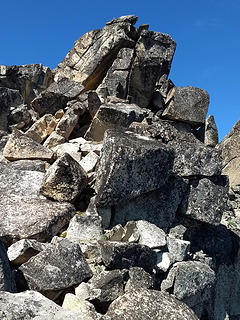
1,0,239,140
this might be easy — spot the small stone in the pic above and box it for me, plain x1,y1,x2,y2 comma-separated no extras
79,151,99,173
167,237,190,263
156,251,171,272
204,115,218,147
135,220,166,248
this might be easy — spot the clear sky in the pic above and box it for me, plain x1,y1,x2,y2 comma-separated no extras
1,0,239,140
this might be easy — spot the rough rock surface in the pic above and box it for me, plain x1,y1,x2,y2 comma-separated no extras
3,129,53,161
162,86,210,126
106,289,199,319
40,153,87,202
0,239,16,292
204,115,218,147
19,239,92,299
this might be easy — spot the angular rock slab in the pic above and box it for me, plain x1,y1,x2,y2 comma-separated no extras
3,129,53,161
54,17,136,89
95,130,173,207
0,290,61,320
161,261,215,318
0,239,16,292
162,86,210,126
99,241,157,273
106,289,198,320
40,153,87,202
179,176,229,225
0,196,75,246
19,239,92,300
85,103,147,141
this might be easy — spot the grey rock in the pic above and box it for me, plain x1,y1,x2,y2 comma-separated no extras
3,129,53,161
161,261,215,318
54,19,135,89
80,141,102,156
179,176,229,225
168,224,188,240
156,251,171,272
204,115,218,147
40,153,87,202
31,78,84,116
162,86,210,126
99,241,157,273
107,175,188,231
19,239,92,300
135,220,166,248
95,130,173,207
128,30,176,108
167,237,190,263
79,152,99,173
0,239,16,292
0,163,44,198
0,196,75,245
0,290,61,320
0,64,53,104
8,104,32,128
106,289,199,320
96,48,134,101
52,142,81,163
7,239,48,266
66,215,103,242
0,87,23,131
55,101,86,139
125,267,153,291
85,103,147,141
219,119,240,187
9,159,46,172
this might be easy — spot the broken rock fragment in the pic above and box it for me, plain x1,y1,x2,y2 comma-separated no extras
41,153,87,202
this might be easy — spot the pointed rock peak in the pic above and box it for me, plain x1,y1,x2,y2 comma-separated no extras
106,15,138,26
3,129,53,161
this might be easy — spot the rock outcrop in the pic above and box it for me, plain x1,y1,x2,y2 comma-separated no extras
0,14,239,320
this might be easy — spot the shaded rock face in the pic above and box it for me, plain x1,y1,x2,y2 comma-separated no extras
1,14,240,320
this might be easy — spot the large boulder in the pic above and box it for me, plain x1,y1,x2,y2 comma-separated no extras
53,16,136,89
95,130,173,207
0,64,53,104
19,239,92,300
219,119,240,187
31,78,84,116
106,289,198,319
40,153,87,202
3,129,53,161
0,290,61,320
162,86,209,126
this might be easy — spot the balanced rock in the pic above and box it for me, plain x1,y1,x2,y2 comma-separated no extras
3,129,53,161
40,153,87,202
19,239,92,300
162,86,209,126
204,115,218,147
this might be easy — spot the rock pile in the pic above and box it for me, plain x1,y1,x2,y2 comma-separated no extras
0,15,239,320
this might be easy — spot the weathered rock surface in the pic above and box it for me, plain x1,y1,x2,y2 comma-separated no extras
0,196,75,245
106,289,199,319
179,176,229,225
85,103,147,141
79,151,99,173
219,119,240,187
19,239,92,299
125,267,153,291
161,261,215,318
0,64,53,104
31,78,84,116
204,115,218,147
7,239,48,266
26,114,57,143
40,153,87,202
162,86,209,126
99,241,157,273
95,130,173,207
66,215,103,242
0,290,61,320
3,129,53,161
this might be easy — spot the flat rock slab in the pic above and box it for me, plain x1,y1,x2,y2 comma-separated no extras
106,289,198,320
0,290,61,320
19,239,92,299
95,130,173,207
0,196,75,246
3,129,53,161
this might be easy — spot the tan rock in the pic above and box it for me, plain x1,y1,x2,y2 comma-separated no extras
25,114,57,143
43,132,66,149
3,129,53,161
